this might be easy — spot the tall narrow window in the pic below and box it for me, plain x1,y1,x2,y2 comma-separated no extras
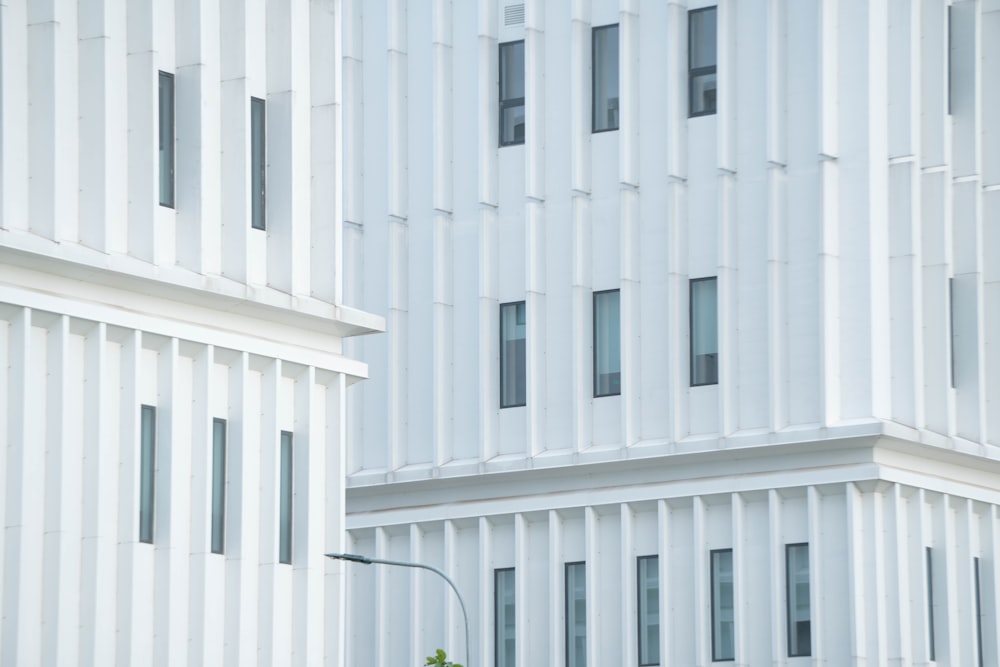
947,5,953,115
786,544,811,657
500,301,527,408
711,549,735,662
279,430,293,564
565,562,587,667
926,547,936,661
158,72,175,207
139,405,156,544
593,289,621,397
690,277,718,386
949,277,956,387
251,97,266,230
637,555,660,666
495,568,516,667
499,41,525,146
688,7,717,117
592,25,619,132
211,418,227,555
975,557,984,667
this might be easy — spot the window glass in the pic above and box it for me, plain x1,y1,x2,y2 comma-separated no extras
711,549,734,661
690,278,718,386
594,290,621,397
926,547,935,661
495,568,516,667
500,302,527,408
251,97,266,230
279,430,293,564
211,418,227,555
592,25,619,132
158,72,175,207
688,7,717,116
638,556,660,665
499,41,525,146
139,405,156,544
975,557,984,667
566,562,587,667
786,544,811,657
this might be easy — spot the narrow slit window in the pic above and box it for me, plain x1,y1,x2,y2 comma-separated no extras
500,301,527,408
158,72,175,207
495,568,516,667
975,557,984,667
711,549,735,662
211,418,227,555
949,277,956,387
139,405,156,544
592,25,619,132
593,289,621,397
565,562,587,667
279,430,293,564
786,544,811,657
926,547,936,661
637,555,660,666
688,7,717,117
251,97,266,230
690,277,719,386
499,41,525,146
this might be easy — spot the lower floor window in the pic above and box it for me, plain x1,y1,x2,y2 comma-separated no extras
786,543,811,656
566,562,587,667
711,549,734,661
637,555,660,665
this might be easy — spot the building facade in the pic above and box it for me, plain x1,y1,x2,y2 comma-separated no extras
0,1,381,665
343,0,1000,666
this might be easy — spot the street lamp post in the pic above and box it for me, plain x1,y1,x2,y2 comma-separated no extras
326,552,472,667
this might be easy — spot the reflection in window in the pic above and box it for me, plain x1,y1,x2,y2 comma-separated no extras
566,562,587,667
688,7,717,116
499,41,525,146
500,302,526,408
495,568,516,667
279,430,293,564
786,544,811,657
139,405,156,544
638,555,660,666
711,549,734,661
251,97,266,230
690,278,718,386
211,418,227,555
593,290,621,397
592,25,619,132
158,72,175,207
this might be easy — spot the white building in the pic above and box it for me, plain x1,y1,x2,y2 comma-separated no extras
343,1,1000,666
0,1,381,665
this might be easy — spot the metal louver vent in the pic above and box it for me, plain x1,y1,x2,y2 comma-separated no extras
504,3,525,26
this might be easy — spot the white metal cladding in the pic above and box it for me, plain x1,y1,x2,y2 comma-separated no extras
345,483,1000,666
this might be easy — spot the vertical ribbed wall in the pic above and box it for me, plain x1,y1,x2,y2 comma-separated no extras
344,0,1000,479
0,0,345,302
0,306,348,666
345,482,1000,666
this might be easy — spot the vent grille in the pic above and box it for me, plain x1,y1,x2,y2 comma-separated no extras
504,3,525,26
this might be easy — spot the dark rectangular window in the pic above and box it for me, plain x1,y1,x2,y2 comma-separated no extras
211,418,227,555
251,97,266,230
565,561,587,667
592,25,619,132
975,557,984,667
926,547,936,661
499,41,525,146
948,5,953,115
688,7,717,117
593,289,621,397
690,277,718,386
637,555,660,666
158,72,175,207
139,405,156,544
786,544,811,657
500,301,526,408
495,568,516,667
949,277,956,387
279,430,293,564
711,549,734,662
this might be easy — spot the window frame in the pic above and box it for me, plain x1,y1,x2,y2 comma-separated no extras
593,288,622,398
158,71,175,208
499,40,526,147
689,277,719,387
139,405,156,544
785,543,811,657
279,430,293,565
926,546,936,661
565,561,587,667
251,96,267,231
500,301,527,408
591,24,620,133
637,555,660,666
687,6,718,118
710,548,735,662
211,418,227,555
495,567,516,667
975,556,984,667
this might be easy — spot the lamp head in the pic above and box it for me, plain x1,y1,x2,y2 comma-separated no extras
325,552,373,565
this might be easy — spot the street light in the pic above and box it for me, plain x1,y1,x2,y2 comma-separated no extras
326,552,472,667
